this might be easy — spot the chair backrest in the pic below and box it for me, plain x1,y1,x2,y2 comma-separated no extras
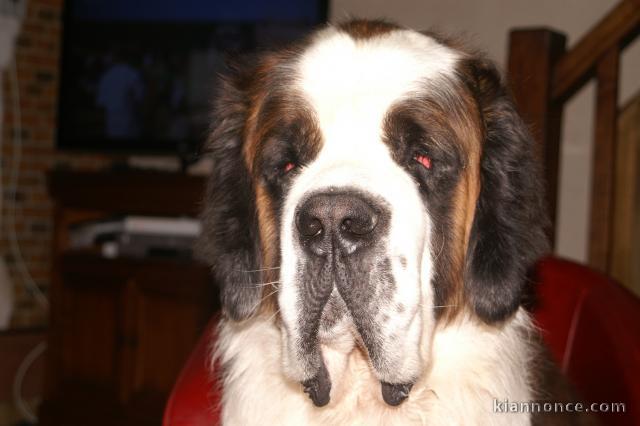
163,316,220,426
535,257,640,426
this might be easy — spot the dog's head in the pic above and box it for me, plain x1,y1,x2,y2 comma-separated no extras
200,20,547,407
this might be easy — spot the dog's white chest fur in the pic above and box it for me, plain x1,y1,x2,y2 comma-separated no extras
215,310,533,426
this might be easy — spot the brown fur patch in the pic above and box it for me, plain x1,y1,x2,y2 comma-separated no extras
237,53,291,316
237,50,323,316
381,63,485,322
338,19,399,40
443,84,483,322
444,162,480,322
254,183,279,313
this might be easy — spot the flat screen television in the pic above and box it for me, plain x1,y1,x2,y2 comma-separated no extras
57,0,328,155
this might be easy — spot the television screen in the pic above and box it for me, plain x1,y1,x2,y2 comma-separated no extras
57,0,328,154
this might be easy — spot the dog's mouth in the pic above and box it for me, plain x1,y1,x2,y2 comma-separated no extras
302,360,415,407
301,356,332,407
278,188,428,408
299,328,417,407
318,292,417,407
280,264,423,408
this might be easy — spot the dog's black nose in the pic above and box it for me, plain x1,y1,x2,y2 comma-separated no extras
296,191,380,256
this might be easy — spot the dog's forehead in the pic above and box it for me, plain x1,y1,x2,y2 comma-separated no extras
295,28,461,145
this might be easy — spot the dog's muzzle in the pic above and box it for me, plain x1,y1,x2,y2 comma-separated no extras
291,190,413,407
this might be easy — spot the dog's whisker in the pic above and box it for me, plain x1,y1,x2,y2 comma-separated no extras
263,288,280,299
243,288,281,314
432,224,446,264
432,304,458,309
244,280,280,288
237,266,281,272
264,306,282,324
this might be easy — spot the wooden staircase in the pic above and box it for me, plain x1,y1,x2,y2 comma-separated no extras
507,0,640,283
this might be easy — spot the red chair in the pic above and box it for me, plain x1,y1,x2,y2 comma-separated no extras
163,257,640,426
162,317,221,426
534,257,640,426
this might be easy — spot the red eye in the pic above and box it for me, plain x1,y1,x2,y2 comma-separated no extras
283,162,296,173
414,153,431,169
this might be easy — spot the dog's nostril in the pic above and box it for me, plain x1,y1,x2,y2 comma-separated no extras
340,214,377,236
297,213,324,238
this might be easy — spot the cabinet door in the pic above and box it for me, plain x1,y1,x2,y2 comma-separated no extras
123,263,214,424
59,273,124,390
44,256,215,426
41,268,130,425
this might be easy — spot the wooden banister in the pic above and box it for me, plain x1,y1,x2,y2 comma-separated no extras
508,0,640,275
507,30,566,241
589,48,620,272
551,0,640,102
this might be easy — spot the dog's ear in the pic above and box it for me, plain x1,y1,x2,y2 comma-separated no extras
462,58,549,323
198,68,263,321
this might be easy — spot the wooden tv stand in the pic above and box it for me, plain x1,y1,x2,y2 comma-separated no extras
40,170,217,426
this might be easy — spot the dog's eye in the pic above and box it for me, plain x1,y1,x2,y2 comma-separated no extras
413,153,431,169
282,162,296,174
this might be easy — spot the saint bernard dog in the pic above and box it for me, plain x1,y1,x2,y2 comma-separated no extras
199,20,584,426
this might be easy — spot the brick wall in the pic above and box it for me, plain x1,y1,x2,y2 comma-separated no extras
1,0,110,328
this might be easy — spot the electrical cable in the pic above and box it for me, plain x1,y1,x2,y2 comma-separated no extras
7,57,48,310
3,3,49,421
8,52,48,426
12,341,46,424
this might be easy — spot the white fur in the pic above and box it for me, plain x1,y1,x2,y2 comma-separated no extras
279,26,459,386
215,26,534,425
216,309,534,425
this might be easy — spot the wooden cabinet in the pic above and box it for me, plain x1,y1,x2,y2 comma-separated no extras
40,170,217,426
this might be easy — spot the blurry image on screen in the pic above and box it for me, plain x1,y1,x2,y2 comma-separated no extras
58,0,326,153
